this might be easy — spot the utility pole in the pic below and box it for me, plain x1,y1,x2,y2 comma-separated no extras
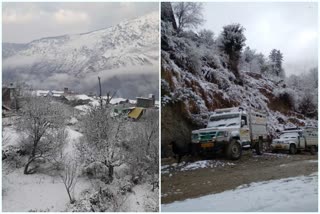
98,76,103,109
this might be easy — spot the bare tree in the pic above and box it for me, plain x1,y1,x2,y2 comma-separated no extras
173,2,204,33
18,97,66,174
59,156,79,204
76,106,125,182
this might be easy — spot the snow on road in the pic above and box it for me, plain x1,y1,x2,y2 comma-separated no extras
253,152,290,158
162,172,318,212
162,160,235,174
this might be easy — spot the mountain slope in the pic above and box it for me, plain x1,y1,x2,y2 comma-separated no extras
3,12,159,97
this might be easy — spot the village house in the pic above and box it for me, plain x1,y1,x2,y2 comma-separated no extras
2,83,19,112
136,94,155,108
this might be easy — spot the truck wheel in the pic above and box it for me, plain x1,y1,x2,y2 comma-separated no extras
289,144,297,155
255,140,263,155
226,140,242,160
310,146,317,155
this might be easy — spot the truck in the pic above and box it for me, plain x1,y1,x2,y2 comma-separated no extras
191,107,268,160
270,127,318,155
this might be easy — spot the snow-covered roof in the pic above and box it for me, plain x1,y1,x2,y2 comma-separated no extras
65,94,93,101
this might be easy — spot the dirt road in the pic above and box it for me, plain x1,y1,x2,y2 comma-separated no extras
161,151,318,204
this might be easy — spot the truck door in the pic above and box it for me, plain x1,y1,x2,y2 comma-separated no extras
240,115,250,143
298,134,306,149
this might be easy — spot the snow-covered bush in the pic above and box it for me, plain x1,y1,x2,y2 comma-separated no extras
2,145,26,169
298,93,317,118
126,110,159,185
198,29,215,47
68,181,130,212
186,46,202,74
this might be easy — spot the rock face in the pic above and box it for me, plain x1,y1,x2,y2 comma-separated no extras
3,12,159,98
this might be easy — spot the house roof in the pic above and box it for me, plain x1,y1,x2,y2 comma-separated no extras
128,107,144,119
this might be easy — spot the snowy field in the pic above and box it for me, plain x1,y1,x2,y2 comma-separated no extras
162,172,318,212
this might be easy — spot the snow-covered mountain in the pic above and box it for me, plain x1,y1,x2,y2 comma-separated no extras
3,12,159,98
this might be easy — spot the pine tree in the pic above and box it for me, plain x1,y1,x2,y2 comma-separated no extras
218,23,246,81
268,49,284,77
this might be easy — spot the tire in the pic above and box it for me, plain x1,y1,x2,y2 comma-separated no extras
255,140,264,155
272,150,277,153
289,144,297,155
310,146,317,155
226,139,242,160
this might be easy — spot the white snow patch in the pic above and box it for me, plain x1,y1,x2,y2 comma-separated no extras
161,160,235,174
253,152,290,158
180,160,235,171
2,126,22,148
74,105,91,112
64,127,83,155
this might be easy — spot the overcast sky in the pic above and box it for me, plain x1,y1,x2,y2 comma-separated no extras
3,2,158,43
202,2,318,76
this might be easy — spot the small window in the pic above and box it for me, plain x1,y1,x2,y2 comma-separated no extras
241,115,247,125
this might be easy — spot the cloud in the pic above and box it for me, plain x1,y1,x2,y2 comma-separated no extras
3,2,158,43
53,9,89,24
3,8,35,24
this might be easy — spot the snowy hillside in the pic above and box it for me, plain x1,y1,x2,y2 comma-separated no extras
161,12,317,148
3,12,159,97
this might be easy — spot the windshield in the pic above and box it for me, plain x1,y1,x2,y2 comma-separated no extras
279,133,298,139
207,114,240,128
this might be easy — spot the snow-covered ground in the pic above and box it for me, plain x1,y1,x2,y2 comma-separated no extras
3,168,91,212
124,185,158,212
2,124,88,212
162,172,318,212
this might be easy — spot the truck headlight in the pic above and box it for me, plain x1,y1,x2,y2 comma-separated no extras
216,131,228,138
192,133,199,142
